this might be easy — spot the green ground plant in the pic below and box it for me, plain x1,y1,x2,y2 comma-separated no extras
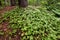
0,6,60,40
0,0,60,40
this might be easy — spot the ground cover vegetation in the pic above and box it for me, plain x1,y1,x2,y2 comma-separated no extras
0,0,60,40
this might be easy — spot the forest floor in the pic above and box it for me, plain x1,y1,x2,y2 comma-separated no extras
0,6,40,40
0,6,60,40
0,6,21,40
0,6,16,31
0,6,16,14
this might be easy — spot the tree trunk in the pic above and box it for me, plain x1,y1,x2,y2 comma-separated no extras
4,0,10,6
0,1,2,6
5,0,8,5
10,0,16,6
18,0,28,7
